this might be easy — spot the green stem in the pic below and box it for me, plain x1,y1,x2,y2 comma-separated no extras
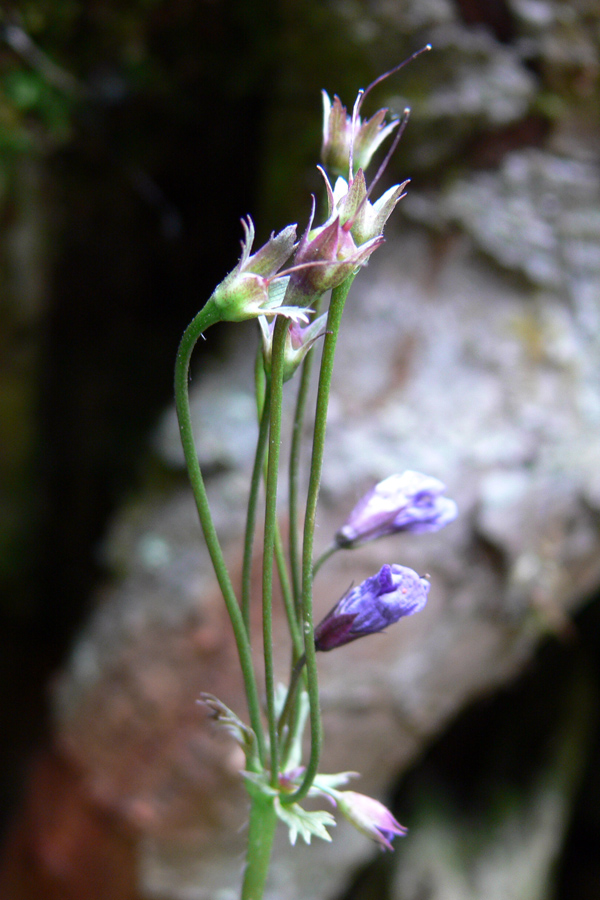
283,274,355,804
174,300,265,767
262,318,288,784
241,793,278,900
277,653,306,742
312,541,339,578
274,527,303,659
288,295,323,615
242,391,271,635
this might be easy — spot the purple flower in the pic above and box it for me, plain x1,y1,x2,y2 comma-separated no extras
336,471,458,548
314,563,429,651
331,791,407,851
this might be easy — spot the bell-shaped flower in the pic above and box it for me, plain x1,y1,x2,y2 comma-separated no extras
283,197,383,309
314,563,429,652
259,312,328,382
321,91,399,180
322,167,409,247
331,791,407,851
336,470,458,548
209,217,309,324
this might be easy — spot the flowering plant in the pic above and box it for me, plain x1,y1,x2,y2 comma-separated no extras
174,47,449,900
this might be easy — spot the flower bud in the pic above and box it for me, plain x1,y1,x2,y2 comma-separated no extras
314,563,429,651
333,791,407,851
322,167,408,247
259,312,328,382
282,198,383,310
209,217,309,323
321,91,399,180
336,471,458,548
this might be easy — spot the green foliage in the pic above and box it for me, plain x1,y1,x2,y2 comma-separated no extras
0,69,73,147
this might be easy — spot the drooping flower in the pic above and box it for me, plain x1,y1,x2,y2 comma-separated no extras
314,563,429,652
331,791,407,851
336,471,458,549
259,312,328,382
321,91,399,180
209,217,309,323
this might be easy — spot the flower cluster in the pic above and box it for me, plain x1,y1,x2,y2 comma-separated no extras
205,82,407,332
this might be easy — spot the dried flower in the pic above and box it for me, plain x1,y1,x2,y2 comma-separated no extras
336,471,458,548
332,791,407,851
321,91,399,180
314,563,429,651
209,217,309,323
259,312,328,382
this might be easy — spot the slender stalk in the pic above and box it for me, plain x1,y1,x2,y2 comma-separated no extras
288,349,314,613
312,541,339,578
174,302,266,766
283,274,355,804
277,653,307,742
241,793,278,900
288,295,323,615
242,392,271,634
274,527,303,659
262,317,289,784
254,343,267,419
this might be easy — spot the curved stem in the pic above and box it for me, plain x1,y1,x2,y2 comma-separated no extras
262,317,288,784
283,274,355,804
312,541,339,578
174,301,266,766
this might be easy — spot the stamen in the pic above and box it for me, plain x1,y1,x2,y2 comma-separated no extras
366,107,410,199
360,44,431,110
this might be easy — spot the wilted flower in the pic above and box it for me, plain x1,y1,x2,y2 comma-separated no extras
259,312,328,382
331,791,407,851
314,563,429,651
336,471,458,548
209,217,309,323
321,91,399,180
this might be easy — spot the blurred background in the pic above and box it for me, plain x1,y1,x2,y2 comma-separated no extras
1,1,600,898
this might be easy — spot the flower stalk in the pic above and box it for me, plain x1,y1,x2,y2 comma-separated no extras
174,304,267,765
283,272,356,805
175,52,445,900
